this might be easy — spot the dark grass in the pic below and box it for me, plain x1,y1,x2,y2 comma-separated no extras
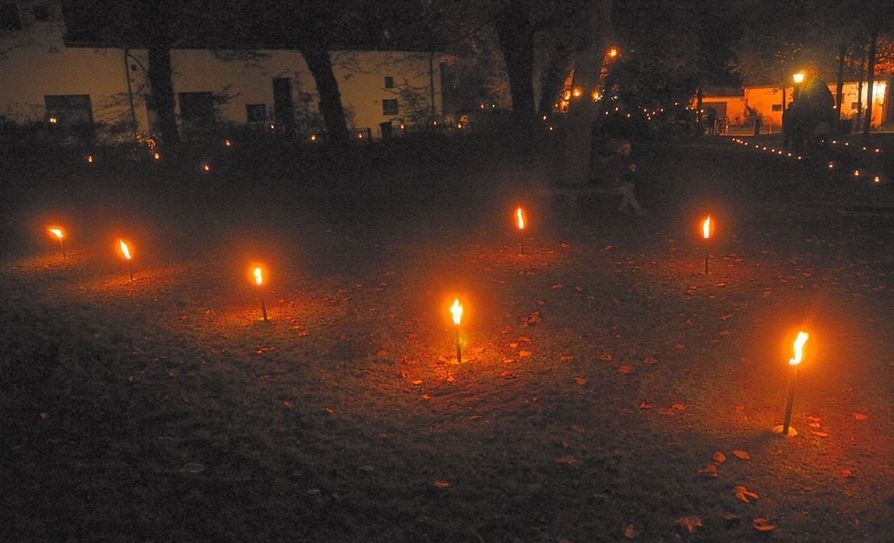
2,134,894,542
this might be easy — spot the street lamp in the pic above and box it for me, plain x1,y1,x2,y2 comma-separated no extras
793,72,805,101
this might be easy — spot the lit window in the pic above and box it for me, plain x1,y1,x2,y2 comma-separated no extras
384,76,394,89
382,99,398,115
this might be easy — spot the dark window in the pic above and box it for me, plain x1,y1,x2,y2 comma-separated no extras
246,103,266,122
771,104,782,112
44,95,93,125
178,91,215,128
384,76,394,89
33,4,49,21
0,3,21,30
382,99,398,115
851,102,861,110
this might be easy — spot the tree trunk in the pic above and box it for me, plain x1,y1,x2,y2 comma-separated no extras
148,45,180,150
562,0,612,186
538,47,570,114
302,45,349,144
834,40,846,134
862,28,877,143
494,0,536,127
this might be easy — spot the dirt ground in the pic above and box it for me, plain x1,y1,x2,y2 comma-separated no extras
2,137,893,542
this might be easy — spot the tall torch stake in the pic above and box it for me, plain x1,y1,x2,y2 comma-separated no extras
254,267,268,322
779,331,809,436
516,206,526,256
451,298,463,364
48,227,65,258
119,240,134,281
702,215,712,274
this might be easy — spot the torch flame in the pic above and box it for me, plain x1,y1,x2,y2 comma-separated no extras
702,216,712,239
789,331,809,366
119,240,132,260
516,207,525,230
450,298,463,326
253,266,264,286
48,227,64,240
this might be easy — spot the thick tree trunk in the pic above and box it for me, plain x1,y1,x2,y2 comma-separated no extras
495,1,536,127
148,45,180,150
862,29,877,143
562,0,612,186
538,48,570,114
302,45,349,144
834,40,846,134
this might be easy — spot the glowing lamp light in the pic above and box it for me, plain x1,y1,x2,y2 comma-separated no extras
701,216,713,274
48,227,66,258
827,162,834,169
153,152,161,160
515,206,527,255
853,170,860,177
572,87,583,98
252,265,268,321
224,139,232,147
792,72,805,84
118,239,134,281
86,154,94,164
779,331,810,436
450,298,463,363
873,176,881,184
310,134,317,142
49,116,58,124
202,163,210,172
607,47,619,58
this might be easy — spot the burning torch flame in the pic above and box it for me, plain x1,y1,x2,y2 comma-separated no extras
119,240,132,260
450,298,463,326
789,331,809,366
516,207,526,230
48,227,64,240
253,266,264,286
702,216,712,239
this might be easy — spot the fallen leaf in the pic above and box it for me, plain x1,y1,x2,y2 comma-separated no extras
617,364,632,375
519,350,533,358
657,408,676,416
518,336,532,343
840,468,854,478
180,463,205,474
752,518,775,532
575,376,588,385
713,451,727,464
560,354,574,362
674,343,685,350
698,464,718,478
722,512,741,527
811,431,830,438
509,342,519,348
434,480,450,489
624,524,639,539
638,401,653,410
731,450,751,461
597,352,614,362
642,355,658,365
359,465,374,472
282,400,295,409
421,394,430,401
672,403,687,411
720,314,732,321
735,485,760,503
571,424,586,433
556,455,578,465
411,379,423,385
551,283,563,289
806,416,821,423
520,312,541,326
852,413,868,421
674,516,703,534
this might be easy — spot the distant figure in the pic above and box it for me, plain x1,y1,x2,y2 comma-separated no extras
705,109,717,136
591,138,646,217
782,102,793,149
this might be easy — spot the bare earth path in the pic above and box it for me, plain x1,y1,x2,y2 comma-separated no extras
2,139,893,541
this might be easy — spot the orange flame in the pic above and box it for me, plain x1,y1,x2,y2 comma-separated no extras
87,154,94,164
203,163,210,172
119,240,132,260
153,152,161,160
450,298,463,326
789,331,809,366
253,266,264,286
702,216,712,239
516,207,526,230
48,227,64,240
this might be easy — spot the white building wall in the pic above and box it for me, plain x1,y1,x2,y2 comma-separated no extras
0,3,442,138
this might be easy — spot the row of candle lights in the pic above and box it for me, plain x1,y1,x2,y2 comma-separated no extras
42,207,808,436
730,138,883,184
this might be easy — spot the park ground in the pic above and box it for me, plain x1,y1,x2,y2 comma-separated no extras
1,134,893,541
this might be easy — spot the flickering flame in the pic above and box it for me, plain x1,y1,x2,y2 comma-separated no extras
702,216,712,239
789,331,809,366
153,152,160,160
48,227,64,240
516,207,526,230
572,87,583,98
607,47,618,58
119,240,132,260
450,298,463,326
87,154,94,164
253,266,264,286
224,139,232,147
203,163,210,172
310,134,317,142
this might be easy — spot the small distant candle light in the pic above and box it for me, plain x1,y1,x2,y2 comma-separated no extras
853,170,860,177
49,116,58,124
48,227,66,258
153,151,161,160
310,134,317,142
224,139,232,147
827,162,834,169
202,163,210,172
516,206,527,255
87,154,94,164
873,176,881,183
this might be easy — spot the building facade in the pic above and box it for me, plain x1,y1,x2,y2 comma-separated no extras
0,1,443,139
